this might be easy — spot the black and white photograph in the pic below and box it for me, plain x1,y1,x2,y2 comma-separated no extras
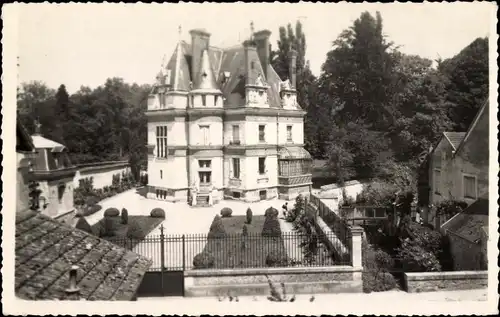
2,2,498,315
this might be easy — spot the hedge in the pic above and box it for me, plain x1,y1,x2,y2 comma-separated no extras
193,252,215,269
150,208,166,218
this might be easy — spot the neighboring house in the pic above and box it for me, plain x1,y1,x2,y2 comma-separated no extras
73,161,131,190
427,98,489,228
441,196,489,271
146,27,312,204
16,118,37,213
30,122,78,221
15,209,151,300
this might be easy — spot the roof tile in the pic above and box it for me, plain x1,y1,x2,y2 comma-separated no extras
443,132,466,150
15,210,151,301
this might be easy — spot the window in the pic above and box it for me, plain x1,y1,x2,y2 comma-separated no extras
160,170,163,179
199,125,210,145
232,158,240,179
463,175,477,199
58,183,66,203
215,95,219,106
159,92,165,108
156,126,168,158
202,95,206,107
258,157,266,175
251,61,255,70
434,169,441,194
286,125,293,142
198,160,211,168
258,125,266,142
232,125,240,143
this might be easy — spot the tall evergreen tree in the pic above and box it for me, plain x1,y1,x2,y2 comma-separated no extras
270,20,320,157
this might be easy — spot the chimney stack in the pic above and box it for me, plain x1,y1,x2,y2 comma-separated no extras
253,30,272,80
65,265,80,295
288,49,298,89
189,29,211,85
243,40,258,86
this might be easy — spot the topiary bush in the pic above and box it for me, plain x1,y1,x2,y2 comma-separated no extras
265,207,279,219
75,217,93,234
121,208,129,224
246,207,253,224
208,215,227,239
220,207,233,218
265,251,289,267
150,208,166,218
104,207,120,217
193,252,215,269
242,224,248,237
262,214,282,237
103,216,119,237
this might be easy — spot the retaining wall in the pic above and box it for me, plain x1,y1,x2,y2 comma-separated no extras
404,271,488,293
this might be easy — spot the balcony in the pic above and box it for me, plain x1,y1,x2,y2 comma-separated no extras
228,178,242,188
278,174,312,186
229,140,241,145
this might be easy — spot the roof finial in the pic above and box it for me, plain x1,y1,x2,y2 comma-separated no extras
250,21,255,40
178,25,182,39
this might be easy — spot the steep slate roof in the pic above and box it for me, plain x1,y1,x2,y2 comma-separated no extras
445,197,489,243
443,132,467,150
31,135,65,150
160,32,286,109
16,118,35,152
454,96,489,155
15,210,151,300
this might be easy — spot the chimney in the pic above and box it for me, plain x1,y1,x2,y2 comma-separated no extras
288,49,298,89
253,30,272,79
65,265,80,295
243,40,258,86
189,29,211,85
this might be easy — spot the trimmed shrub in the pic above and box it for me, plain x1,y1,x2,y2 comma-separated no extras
208,215,226,239
75,217,93,234
396,238,441,272
121,208,129,225
104,207,120,217
85,196,100,207
242,224,249,237
265,207,279,219
262,215,282,237
220,207,233,218
103,217,119,237
246,207,253,224
150,208,166,218
193,252,215,269
265,252,289,267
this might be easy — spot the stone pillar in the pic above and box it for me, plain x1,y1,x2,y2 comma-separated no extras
350,226,364,268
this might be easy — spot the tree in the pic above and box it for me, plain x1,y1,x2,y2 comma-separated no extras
439,38,489,131
54,84,71,143
319,11,396,132
270,20,320,157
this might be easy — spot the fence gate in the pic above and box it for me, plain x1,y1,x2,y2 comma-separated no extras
137,270,184,297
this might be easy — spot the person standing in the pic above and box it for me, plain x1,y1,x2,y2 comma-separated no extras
282,202,288,217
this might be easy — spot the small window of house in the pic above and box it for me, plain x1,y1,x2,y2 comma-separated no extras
463,175,477,199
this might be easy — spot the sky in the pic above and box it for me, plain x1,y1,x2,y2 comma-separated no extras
16,2,495,94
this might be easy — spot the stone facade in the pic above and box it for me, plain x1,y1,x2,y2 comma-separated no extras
447,231,486,271
404,271,488,293
145,27,312,204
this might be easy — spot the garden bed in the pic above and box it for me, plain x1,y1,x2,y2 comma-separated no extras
201,215,288,269
92,215,163,250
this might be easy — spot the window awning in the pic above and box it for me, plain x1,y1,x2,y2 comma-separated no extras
278,146,312,160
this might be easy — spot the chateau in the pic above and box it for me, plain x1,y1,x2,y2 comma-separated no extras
145,26,312,204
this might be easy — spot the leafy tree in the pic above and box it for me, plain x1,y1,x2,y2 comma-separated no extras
439,37,489,131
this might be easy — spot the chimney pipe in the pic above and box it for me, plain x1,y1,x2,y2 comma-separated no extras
189,29,211,86
253,30,272,80
65,265,80,295
243,40,258,86
288,49,298,89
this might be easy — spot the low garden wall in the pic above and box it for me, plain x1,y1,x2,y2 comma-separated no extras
184,266,363,297
404,271,488,293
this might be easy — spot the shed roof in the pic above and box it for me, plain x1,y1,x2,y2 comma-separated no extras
445,197,489,243
15,210,151,301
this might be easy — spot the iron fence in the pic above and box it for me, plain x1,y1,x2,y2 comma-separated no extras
108,228,352,271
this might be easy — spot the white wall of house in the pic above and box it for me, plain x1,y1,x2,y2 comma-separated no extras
245,116,277,145
74,164,131,189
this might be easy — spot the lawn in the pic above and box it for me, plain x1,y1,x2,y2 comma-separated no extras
92,215,163,250
202,215,288,269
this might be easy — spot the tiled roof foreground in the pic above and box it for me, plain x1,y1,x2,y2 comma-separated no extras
15,210,151,300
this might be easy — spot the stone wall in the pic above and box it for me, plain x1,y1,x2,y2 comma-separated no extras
184,266,362,297
448,231,486,271
404,271,487,293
